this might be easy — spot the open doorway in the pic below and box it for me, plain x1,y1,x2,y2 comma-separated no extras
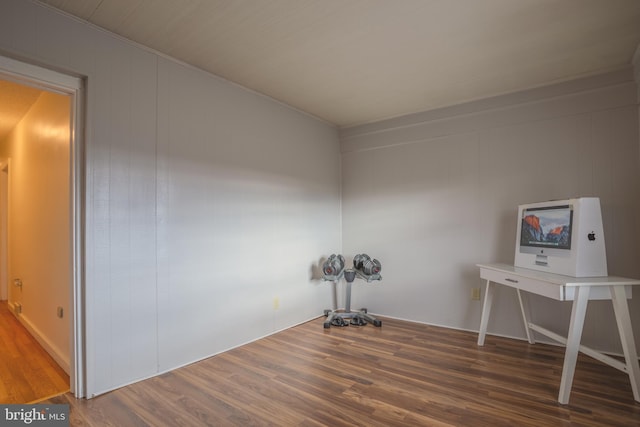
0,55,84,400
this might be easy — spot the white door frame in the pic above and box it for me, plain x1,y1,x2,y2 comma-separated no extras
0,55,86,398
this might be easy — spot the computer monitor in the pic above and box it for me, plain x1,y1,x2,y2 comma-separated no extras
514,197,607,277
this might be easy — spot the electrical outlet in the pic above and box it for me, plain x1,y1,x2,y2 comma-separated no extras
471,288,481,300
273,297,279,310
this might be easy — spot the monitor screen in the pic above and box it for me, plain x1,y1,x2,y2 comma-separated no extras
520,204,573,250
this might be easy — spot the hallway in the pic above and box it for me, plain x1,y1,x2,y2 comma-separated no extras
0,301,69,403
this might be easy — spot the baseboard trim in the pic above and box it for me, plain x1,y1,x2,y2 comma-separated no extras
10,308,70,374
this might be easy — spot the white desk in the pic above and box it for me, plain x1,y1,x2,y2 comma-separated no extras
477,263,640,404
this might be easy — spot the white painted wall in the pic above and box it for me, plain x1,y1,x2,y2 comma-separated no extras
340,68,640,354
0,91,71,372
3,0,638,398
0,0,341,397
155,59,341,371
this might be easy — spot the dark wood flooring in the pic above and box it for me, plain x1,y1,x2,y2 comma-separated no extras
0,300,69,403
44,316,640,426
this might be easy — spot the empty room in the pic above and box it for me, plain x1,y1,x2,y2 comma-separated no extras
1,1,640,426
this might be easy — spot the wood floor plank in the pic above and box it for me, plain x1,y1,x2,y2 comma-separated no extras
43,316,640,426
0,301,69,404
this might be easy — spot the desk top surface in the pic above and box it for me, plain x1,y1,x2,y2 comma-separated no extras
477,263,640,287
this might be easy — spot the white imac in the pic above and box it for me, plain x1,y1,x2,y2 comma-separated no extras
514,197,607,277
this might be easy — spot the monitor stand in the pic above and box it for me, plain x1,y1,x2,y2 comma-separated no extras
535,254,548,266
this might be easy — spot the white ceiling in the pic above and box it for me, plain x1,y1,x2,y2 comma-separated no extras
0,80,42,141
37,0,640,127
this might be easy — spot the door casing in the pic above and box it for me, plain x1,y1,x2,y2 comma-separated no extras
0,54,86,398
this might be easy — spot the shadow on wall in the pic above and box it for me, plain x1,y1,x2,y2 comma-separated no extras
309,256,328,282
497,208,517,264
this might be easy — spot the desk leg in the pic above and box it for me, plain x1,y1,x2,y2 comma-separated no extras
558,286,590,404
478,279,495,346
517,289,535,344
610,285,640,402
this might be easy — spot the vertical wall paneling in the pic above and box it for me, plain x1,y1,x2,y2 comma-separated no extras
342,132,484,327
155,59,341,371
340,69,640,353
1,0,341,397
155,58,170,374
103,43,159,389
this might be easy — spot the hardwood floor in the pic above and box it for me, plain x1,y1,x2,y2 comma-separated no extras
0,300,69,403
45,316,640,426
